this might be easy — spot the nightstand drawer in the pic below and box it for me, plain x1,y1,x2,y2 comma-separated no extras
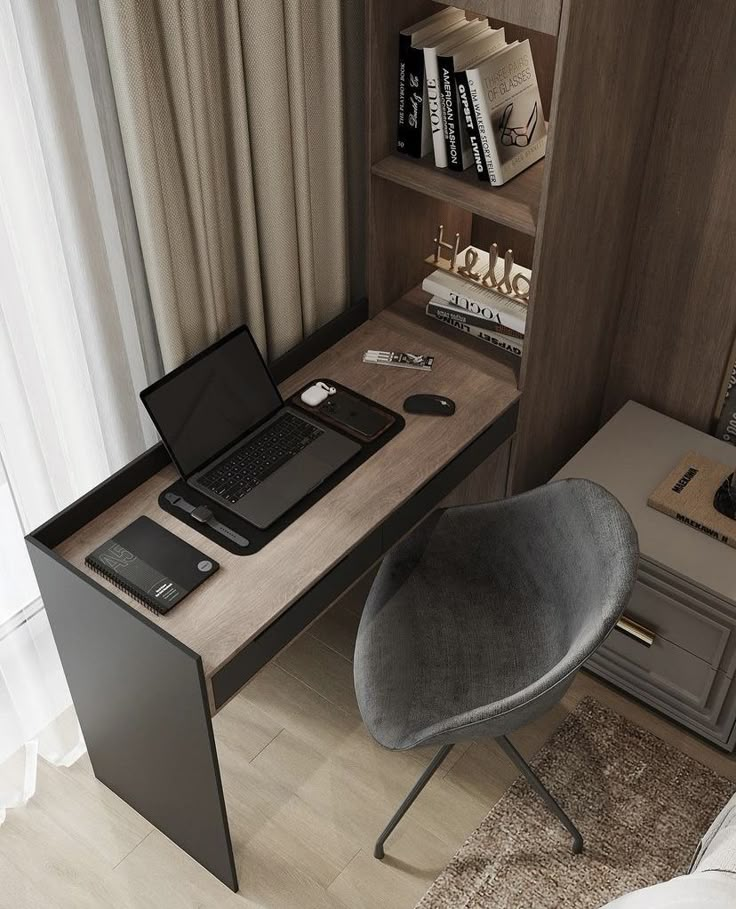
594,626,721,713
615,562,736,677
586,646,736,745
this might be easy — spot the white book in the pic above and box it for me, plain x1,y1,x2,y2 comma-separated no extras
421,260,529,336
465,42,517,184
466,39,547,185
420,19,475,167
430,21,492,168
427,302,524,358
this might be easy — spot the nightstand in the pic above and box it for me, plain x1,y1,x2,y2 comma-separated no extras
555,401,736,751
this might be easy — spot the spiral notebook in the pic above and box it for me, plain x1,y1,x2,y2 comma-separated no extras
85,516,219,615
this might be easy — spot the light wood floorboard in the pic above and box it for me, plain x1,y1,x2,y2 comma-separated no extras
3,592,736,909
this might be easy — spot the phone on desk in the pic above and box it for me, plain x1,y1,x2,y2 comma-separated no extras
310,390,395,442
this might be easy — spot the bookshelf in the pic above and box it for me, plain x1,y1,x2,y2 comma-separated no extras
367,0,677,495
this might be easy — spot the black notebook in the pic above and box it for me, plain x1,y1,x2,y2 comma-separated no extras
85,516,219,615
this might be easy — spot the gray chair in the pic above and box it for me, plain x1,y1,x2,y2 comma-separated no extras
354,478,639,859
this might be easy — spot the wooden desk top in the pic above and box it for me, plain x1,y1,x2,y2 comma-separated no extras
56,290,520,681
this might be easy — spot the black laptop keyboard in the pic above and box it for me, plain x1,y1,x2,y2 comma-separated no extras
198,412,323,504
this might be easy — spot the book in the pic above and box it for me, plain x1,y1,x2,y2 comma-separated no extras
455,40,511,181
440,27,506,173
432,22,496,171
648,451,736,549
422,260,528,336
466,39,547,185
426,302,524,358
85,516,219,615
397,8,465,157
425,297,524,339
422,19,476,167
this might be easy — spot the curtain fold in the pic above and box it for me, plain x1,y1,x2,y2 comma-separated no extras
100,0,363,370
0,0,160,822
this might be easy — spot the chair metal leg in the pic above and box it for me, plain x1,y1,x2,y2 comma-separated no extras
497,735,584,854
374,744,453,859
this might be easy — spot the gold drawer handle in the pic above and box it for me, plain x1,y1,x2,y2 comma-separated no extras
616,616,656,648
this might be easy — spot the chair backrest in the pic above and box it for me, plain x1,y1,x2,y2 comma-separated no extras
479,478,640,698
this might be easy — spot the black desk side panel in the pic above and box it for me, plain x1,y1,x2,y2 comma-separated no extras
27,541,238,892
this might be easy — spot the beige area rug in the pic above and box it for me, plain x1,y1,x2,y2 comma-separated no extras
417,698,734,909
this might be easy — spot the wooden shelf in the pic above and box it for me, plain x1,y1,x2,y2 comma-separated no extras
378,285,521,388
433,0,562,36
371,154,543,237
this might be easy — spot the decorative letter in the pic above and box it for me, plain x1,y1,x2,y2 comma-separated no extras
458,247,481,279
482,243,501,287
433,224,460,270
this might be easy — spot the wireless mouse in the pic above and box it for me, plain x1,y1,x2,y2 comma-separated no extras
403,394,456,416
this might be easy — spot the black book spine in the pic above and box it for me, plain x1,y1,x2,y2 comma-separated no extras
455,70,490,182
440,58,462,171
404,45,426,158
397,33,411,154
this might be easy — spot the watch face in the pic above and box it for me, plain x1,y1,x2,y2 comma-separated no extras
197,560,214,572
191,505,213,523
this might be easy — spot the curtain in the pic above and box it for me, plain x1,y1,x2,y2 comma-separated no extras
0,0,160,821
100,0,365,370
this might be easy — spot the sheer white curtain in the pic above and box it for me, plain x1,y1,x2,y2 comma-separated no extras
0,0,159,822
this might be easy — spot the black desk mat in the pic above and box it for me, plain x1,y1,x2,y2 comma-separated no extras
158,380,404,555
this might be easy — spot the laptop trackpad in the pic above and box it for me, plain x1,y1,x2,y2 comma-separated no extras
237,436,357,529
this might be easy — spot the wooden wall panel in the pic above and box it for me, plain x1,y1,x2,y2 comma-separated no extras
511,0,673,492
603,1,736,430
470,218,535,269
369,179,471,315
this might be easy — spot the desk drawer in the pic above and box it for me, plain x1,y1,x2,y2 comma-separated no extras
614,562,736,677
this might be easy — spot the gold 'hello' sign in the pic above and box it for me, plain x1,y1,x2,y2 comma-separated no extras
426,225,532,303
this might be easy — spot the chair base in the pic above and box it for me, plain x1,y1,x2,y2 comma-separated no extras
374,744,453,859
496,735,583,854
374,735,583,860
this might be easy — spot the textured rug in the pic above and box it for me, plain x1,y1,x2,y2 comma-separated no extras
416,698,734,909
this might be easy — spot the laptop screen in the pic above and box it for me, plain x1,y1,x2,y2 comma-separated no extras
141,326,282,478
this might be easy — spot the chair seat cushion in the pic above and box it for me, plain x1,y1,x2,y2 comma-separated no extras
354,480,638,750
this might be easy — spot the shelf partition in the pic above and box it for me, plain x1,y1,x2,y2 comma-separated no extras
372,154,543,237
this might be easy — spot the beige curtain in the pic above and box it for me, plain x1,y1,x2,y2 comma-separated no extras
100,0,363,369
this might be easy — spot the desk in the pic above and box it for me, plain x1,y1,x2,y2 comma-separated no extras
26,291,519,891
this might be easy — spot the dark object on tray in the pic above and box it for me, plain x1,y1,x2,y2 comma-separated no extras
159,380,403,555
296,387,395,442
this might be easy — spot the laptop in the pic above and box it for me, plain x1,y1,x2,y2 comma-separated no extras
140,325,361,529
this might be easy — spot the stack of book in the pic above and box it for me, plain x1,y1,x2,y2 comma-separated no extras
422,250,528,358
397,8,546,185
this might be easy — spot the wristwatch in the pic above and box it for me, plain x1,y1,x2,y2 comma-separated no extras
164,493,249,548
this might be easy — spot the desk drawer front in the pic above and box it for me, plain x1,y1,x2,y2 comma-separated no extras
616,564,736,676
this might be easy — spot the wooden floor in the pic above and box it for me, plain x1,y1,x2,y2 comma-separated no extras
3,579,736,909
